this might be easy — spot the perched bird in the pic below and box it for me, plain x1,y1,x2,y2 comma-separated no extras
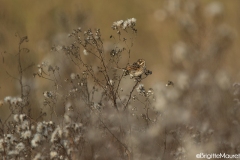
121,59,146,78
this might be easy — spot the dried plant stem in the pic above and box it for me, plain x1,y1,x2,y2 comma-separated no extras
99,118,132,159
124,80,139,110
18,40,24,99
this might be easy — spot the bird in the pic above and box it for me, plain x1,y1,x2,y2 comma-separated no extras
123,59,146,78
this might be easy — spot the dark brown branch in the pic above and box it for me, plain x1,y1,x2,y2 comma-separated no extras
124,80,139,110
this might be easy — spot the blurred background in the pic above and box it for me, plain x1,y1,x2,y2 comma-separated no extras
0,0,240,97
0,0,239,90
1,0,240,158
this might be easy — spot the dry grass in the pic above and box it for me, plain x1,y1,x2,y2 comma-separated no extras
0,0,240,159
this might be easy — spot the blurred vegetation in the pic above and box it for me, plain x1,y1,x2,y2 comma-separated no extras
1,0,240,93
1,0,240,159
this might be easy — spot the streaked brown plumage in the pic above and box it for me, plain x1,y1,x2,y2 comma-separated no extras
124,59,146,77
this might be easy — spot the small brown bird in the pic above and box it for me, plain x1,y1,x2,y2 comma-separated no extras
124,59,146,78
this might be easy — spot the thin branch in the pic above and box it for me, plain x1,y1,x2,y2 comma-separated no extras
23,62,35,72
99,118,131,155
17,36,26,99
124,80,140,110
5,71,19,81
